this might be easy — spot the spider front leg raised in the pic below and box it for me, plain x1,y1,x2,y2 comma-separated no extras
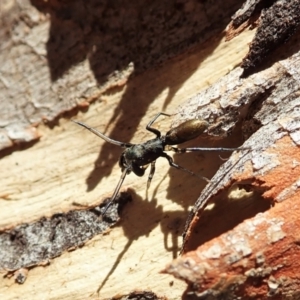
146,112,171,137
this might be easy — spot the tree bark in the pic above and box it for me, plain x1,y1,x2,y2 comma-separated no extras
165,29,300,300
3,0,300,299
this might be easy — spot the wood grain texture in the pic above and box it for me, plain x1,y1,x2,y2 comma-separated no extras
0,1,258,299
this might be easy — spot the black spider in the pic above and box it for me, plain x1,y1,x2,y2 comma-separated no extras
73,113,246,215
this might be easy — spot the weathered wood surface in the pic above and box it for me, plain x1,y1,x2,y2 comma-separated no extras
165,32,300,300
4,0,300,298
0,2,256,298
0,0,244,152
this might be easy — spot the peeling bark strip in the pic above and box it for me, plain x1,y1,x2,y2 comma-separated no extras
163,201,300,298
229,0,300,76
242,0,300,75
173,51,300,139
231,0,263,27
179,50,300,248
165,50,300,298
0,193,130,278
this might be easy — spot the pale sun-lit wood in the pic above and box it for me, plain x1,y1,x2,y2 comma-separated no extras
0,29,255,299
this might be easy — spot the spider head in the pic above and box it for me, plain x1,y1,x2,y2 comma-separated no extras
119,149,147,177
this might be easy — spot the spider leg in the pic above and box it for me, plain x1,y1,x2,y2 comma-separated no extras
161,153,210,183
170,146,250,153
101,167,130,217
146,112,171,137
147,161,156,189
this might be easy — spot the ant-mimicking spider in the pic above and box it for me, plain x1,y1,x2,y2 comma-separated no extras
73,112,247,216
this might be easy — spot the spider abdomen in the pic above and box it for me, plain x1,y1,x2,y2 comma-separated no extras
165,119,208,145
